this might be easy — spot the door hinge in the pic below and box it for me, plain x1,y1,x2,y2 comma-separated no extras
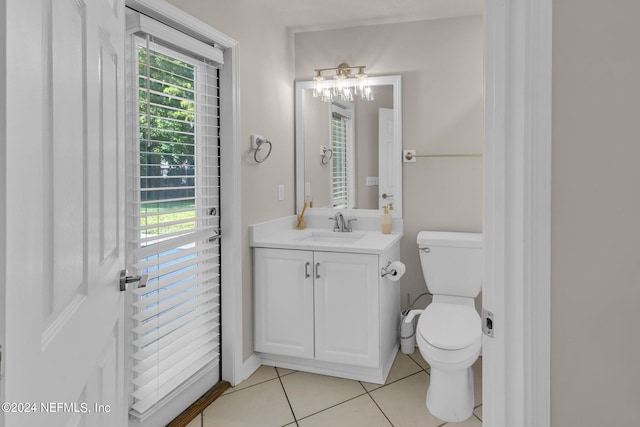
482,308,494,338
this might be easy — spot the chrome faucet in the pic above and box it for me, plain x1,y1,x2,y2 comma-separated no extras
332,212,345,232
329,212,357,232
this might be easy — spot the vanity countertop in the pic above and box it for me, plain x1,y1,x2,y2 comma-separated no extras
249,215,403,254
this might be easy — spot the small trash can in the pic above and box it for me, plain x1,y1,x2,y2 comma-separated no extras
400,309,417,354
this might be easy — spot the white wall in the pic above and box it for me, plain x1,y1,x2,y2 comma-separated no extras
295,16,483,308
552,0,640,424
168,0,296,360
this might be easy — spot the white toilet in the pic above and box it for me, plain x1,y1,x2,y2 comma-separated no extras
406,231,482,422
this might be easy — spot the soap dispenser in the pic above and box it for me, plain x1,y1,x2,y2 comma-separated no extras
381,205,392,234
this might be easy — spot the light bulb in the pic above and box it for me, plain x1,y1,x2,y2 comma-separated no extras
341,86,353,102
321,87,333,102
355,68,368,96
361,85,374,101
313,72,324,98
333,73,346,98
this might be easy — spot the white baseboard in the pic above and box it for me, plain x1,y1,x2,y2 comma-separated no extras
238,353,262,385
259,345,398,385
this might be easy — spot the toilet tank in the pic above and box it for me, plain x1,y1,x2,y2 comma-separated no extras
417,231,483,298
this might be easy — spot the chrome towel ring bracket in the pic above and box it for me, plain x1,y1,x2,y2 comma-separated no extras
251,134,272,163
320,145,333,165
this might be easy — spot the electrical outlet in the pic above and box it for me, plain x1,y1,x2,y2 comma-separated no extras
278,184,285,201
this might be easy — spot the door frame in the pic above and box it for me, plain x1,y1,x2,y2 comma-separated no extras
483,1,552,426
125,0,243,389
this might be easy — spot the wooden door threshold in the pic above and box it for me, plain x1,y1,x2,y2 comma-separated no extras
166,381,231,427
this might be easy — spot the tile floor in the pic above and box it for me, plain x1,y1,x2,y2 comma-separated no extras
187,351,482,427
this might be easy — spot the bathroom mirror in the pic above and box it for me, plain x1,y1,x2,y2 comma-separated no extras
295,75,402,216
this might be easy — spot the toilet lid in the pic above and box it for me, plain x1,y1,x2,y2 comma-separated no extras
417,303,481,350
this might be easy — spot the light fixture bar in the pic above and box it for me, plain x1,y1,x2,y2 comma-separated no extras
313,64,367,74
312,63,372,102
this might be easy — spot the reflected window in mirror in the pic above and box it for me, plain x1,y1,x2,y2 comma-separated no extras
330,102,354,209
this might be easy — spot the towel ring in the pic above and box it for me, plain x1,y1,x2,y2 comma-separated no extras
254,138,272,163
320,146,333,165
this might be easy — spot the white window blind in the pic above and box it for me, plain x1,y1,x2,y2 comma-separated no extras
330,104,354,209
126,13,222,419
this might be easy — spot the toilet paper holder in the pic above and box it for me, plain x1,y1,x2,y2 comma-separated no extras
381,261,399,278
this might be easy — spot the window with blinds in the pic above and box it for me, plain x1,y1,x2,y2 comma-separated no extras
126,13,222,419
330,104,354,209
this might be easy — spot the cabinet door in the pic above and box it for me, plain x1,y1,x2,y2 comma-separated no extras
314,251,380,367
254,248,315,358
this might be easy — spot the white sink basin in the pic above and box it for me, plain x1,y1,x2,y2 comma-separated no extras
299,231,365,244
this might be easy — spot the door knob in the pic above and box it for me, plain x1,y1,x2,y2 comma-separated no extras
120,270,149,292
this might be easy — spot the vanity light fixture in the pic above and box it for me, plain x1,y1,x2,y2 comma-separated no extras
312,63,373,102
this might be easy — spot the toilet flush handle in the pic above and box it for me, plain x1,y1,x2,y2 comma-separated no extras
420,247,430,253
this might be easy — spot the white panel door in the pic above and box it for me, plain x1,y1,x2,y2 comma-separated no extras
314,252,379,367
2,0,126,426
378,108,395,210
254,248,315,359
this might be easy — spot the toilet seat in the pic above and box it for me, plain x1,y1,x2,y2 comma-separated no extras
417,303,481,350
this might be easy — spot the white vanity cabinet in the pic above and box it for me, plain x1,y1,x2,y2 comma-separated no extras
255,248,379,367
313,251,379,367
253,241,400,384
254,248,315,359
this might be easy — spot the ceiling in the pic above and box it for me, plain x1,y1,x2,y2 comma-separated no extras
263,0,483,32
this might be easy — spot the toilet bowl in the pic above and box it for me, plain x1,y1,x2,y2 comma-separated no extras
413,231,483,422
416,299,481,421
